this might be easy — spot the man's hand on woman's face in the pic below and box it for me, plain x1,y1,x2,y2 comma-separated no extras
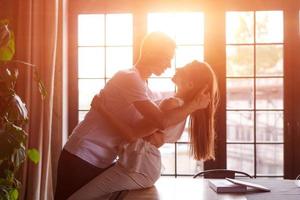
190,85,211,111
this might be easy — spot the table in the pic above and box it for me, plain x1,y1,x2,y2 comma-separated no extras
120,177,300,200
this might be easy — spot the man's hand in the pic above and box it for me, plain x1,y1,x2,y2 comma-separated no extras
189,85,211,111
144,131,165,148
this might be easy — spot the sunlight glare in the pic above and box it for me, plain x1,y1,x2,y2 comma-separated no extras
148,13,176,39
78,47,105,78
106,14,133,45
256,11,283,43
78,14,104,46
175,13,204,45
78,79,105,110
176,46,204,67
226,12,254,44
106,47,133,78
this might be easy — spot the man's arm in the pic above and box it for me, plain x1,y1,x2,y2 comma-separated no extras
92,96,159,143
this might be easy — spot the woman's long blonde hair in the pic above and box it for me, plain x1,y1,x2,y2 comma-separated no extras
181,60,219,161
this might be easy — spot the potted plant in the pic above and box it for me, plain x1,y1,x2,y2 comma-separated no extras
0,19,46,200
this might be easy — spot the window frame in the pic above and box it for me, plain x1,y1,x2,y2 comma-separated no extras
68,0,300,178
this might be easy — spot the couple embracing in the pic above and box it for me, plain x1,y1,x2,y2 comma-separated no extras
55,32,219,200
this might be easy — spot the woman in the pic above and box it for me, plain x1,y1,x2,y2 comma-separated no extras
68,60,219,200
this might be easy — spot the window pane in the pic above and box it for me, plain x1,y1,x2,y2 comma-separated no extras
257,144,283,176
256,11,283,43
106,47,133,78
226,45,254,77
176,46,204,67
256,111,283,142
178,127,189,142
256,45,283,76
227,144,254,175
174,13,204,45
177,117,189,144
106,14,133,46
256,78,283,109
227,78,254,109
78,14,104,46
148,78,175,93
148,13,176,39
177,144,203,174
78,79,105,110
160,143,175,174
226,12,254,44
148,12,204,45
78,111,88,122
227,111,254,142
78,47,105,78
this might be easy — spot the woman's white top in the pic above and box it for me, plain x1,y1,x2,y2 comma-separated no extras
118,97,186,182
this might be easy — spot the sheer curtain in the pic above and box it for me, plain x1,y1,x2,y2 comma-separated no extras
2,0,66,199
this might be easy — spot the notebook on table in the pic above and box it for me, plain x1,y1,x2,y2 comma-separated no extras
209,178,271,193
225,178,271,192
208,179,247,193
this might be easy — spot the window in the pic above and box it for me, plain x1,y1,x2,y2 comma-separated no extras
69,0,299,178
77,14,133,121
226,11,284,177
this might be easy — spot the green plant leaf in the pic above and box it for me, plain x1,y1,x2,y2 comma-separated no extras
0,120,28,160
13,179,21,189
4,169,13,182
33,69,47,99
13,147,26,168
0,23,15,61
6,122,27,144
0,68,16,97
7,95,28,125
0,186,10,200
9,188,18,200
27,148,40,164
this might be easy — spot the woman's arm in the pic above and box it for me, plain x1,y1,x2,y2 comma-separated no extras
133,87,210,130
143,97,184,147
